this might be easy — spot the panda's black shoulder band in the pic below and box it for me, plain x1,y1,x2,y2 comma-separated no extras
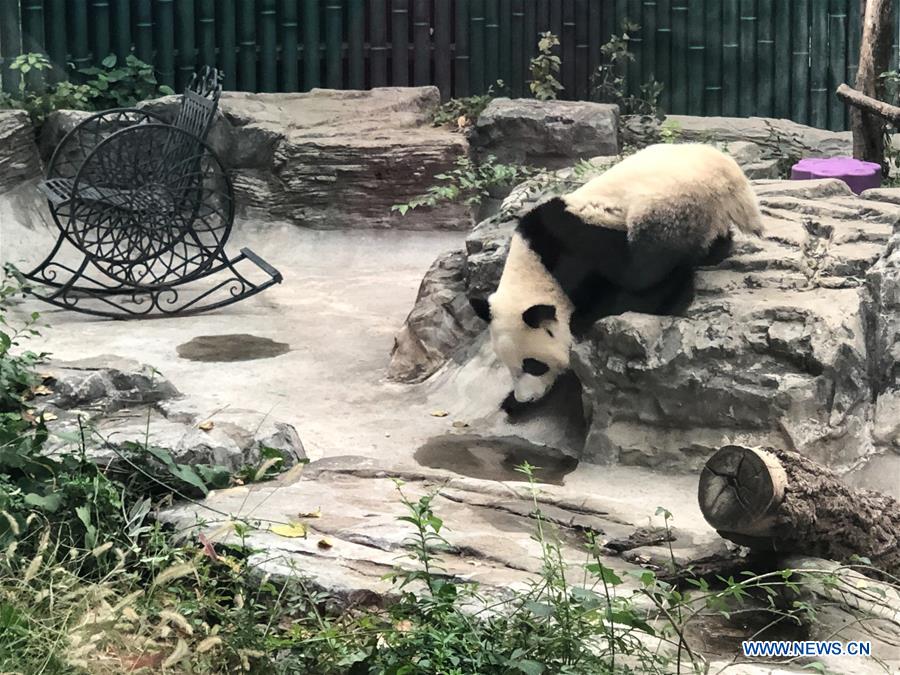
516,197,570,270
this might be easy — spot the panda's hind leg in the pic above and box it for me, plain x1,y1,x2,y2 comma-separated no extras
618,200,715,292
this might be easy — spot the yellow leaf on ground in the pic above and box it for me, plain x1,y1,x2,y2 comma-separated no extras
198,420,214,431
270,522,307,538
430,410,449,418
40,411,58,421
31,385,53,396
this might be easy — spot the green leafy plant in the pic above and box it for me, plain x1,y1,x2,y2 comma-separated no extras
591,22,664,117
659,118,683,144
879,69,900,184
0,281,44,414
432,82,501,129
0,52,173,127
529,32,564,101
392,154,539,214
78,53,175,110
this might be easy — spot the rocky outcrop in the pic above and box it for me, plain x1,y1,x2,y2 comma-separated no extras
0,110,41,193
158,454,734,603
572,178,898,473
388,250,484,382
40,87,471,231
392,171,900,483
37,356,306,471
624,114,856,159
471,98,619,169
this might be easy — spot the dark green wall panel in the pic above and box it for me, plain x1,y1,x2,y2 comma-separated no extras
1,0,889,131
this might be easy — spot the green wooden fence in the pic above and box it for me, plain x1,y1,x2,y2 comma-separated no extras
0,0,897,131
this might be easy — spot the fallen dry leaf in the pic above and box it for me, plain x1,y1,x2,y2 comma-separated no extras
278,462,306,484
317,538,333,550
451,420,469,428
270,522,307,538
198,532,219,562
430,410,449,418
297,508,321,519
40,411,58,422
198,420,214,431
31,384,53,396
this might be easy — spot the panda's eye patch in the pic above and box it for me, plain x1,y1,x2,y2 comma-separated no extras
522,358,550,376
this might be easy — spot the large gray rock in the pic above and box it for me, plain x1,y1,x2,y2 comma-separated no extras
573,179,897,474
392,168,900,484
40,87,471,231
38,356,305,471
0,110,41,193
623,114,855,160
472,98,619,168
159,454,727,604
388,250,484,382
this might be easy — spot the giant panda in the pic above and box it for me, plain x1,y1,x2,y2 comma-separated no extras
469,142,764,407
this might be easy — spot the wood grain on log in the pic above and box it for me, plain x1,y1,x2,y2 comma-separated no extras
699,444,900,579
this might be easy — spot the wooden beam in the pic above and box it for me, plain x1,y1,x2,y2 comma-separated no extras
837,82,900,126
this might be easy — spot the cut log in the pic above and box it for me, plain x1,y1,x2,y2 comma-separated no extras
698,445,900,579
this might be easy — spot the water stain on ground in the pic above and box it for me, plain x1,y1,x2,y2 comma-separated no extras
176,334,290,362
414,434,578,485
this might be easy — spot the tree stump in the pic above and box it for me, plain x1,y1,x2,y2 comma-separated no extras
698,445,900,579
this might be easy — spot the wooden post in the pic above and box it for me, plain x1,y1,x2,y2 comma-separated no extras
699,445,900,579
848,0,894,164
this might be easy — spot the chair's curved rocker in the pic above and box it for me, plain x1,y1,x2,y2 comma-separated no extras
13,66,281,319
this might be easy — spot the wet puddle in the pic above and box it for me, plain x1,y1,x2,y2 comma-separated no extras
176,334,290,362
415,434,578,485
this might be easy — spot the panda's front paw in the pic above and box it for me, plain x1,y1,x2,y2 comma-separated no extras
501,391,532,417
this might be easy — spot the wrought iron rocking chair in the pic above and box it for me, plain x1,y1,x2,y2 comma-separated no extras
16,66,281,318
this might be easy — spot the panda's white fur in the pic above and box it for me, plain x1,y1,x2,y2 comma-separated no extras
475,143,764,406
564,142,764,242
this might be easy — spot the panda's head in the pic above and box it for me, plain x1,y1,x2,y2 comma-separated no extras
470,294,573,404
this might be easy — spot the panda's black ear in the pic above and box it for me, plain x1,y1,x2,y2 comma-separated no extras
469,297,492,323
522,304,556,328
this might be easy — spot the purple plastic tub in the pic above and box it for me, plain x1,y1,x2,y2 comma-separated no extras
790,156,882,195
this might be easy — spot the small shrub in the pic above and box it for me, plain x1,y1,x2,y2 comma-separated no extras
78,53,176,109
591,22,664,117
432,82,501,129
392,154,539,214
0,52,173,126
879,69,900,183
529,32,564,101
659,119,683,144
